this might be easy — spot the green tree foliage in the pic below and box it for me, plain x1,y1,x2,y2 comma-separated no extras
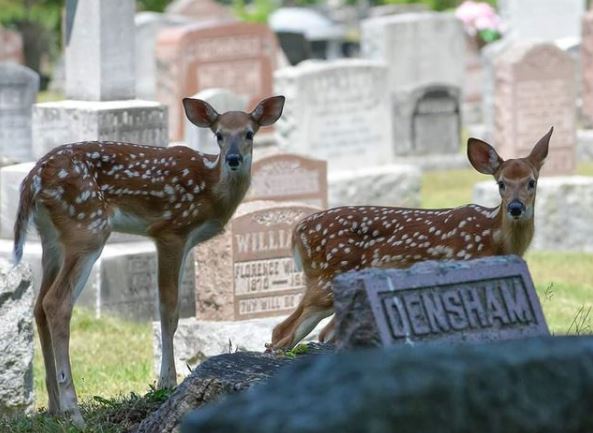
382,0,496,10
232,0,278,23
137,0,172,12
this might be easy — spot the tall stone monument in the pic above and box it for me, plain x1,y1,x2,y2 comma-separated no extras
32,0,168,158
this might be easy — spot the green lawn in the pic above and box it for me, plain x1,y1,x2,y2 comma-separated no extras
24,162,593,415
33,309,153,409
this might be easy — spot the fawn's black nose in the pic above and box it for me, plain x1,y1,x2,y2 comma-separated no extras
507,200,525,218
226,154,242,169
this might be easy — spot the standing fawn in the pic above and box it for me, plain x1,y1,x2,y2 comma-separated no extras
270,128,552,350
13,96,285,426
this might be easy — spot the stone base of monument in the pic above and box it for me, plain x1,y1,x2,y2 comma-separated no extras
328,164,421,208
577,128,593,162
473,177,593,252
394,153,470,171
32,99,168,160
0,261,34,417
0,239,195,321
0,162,144,243
152,316,332,378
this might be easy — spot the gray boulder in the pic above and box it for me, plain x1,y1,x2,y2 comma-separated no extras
181,336,593,433
0,261,34,416
135,344,332,433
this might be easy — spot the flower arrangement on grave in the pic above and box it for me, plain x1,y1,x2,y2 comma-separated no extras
455,0,502,47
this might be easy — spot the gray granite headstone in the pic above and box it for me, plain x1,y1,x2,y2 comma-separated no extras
332,256,549,350
0,62,39,161
274,59,393,171
65,0,135,101
392,84,461,156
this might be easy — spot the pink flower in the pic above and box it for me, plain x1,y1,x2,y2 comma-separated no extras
455,1,502,36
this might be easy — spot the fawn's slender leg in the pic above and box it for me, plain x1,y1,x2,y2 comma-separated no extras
43,236,105,427
34,209,62,414
318,315,336,344
155,236,185,389
271,277,333,350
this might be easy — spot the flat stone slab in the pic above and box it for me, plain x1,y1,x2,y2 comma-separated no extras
32,99,168,159
332,256,549,350
180,336,593,433
0,239,195,322
152,315,332,377
0,162,143,243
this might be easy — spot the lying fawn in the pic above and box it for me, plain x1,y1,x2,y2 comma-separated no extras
270,128,552,350
13,96,285,426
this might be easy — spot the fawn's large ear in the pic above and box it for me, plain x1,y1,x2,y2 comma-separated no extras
250,96,285,126
528,127,552,171
467,137,503,175
183,98,219,128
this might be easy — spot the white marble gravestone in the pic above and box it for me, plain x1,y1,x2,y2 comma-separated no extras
274,59,393,171
361,12,464,92
0,63,39,161
135,12,189,100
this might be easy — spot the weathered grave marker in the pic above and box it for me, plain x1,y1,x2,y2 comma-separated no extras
156,21,278,140
0,63,39,161
135,12,189,100
332,256,549,350
494,42,576,175
0,239,195,322
245,153,328,208
274,59,393,170
392,84,461,156
195,201,319,321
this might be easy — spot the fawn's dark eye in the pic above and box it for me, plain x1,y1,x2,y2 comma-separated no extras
216,132,223,142
528,179,536,189
498,181,505,191
245,131,254,140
